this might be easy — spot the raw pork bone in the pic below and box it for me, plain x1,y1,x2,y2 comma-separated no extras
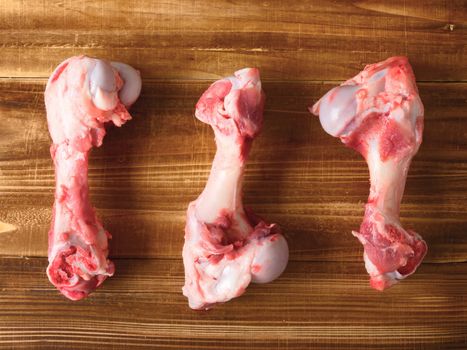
183,68,289,310
45,55,142,300
311,56,427,290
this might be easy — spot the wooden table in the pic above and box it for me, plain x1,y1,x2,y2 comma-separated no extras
0,1,466,349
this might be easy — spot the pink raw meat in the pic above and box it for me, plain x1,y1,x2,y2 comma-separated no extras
311,56,427,290
45,56,142,300
183,68,289,309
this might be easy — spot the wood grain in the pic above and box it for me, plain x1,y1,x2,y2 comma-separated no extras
0,0,466,348
0,0,465,80
0,257,466,349
0,79,466,262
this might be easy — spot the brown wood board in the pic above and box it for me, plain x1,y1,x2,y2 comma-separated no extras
0,0,466,348
0,257,466,349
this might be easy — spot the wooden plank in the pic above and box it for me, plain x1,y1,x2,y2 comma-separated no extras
0,1,464,348
0,79,466,262
0,257,466,349
0,0,465,80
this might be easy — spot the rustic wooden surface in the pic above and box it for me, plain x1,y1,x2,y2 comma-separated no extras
0,0,466,349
